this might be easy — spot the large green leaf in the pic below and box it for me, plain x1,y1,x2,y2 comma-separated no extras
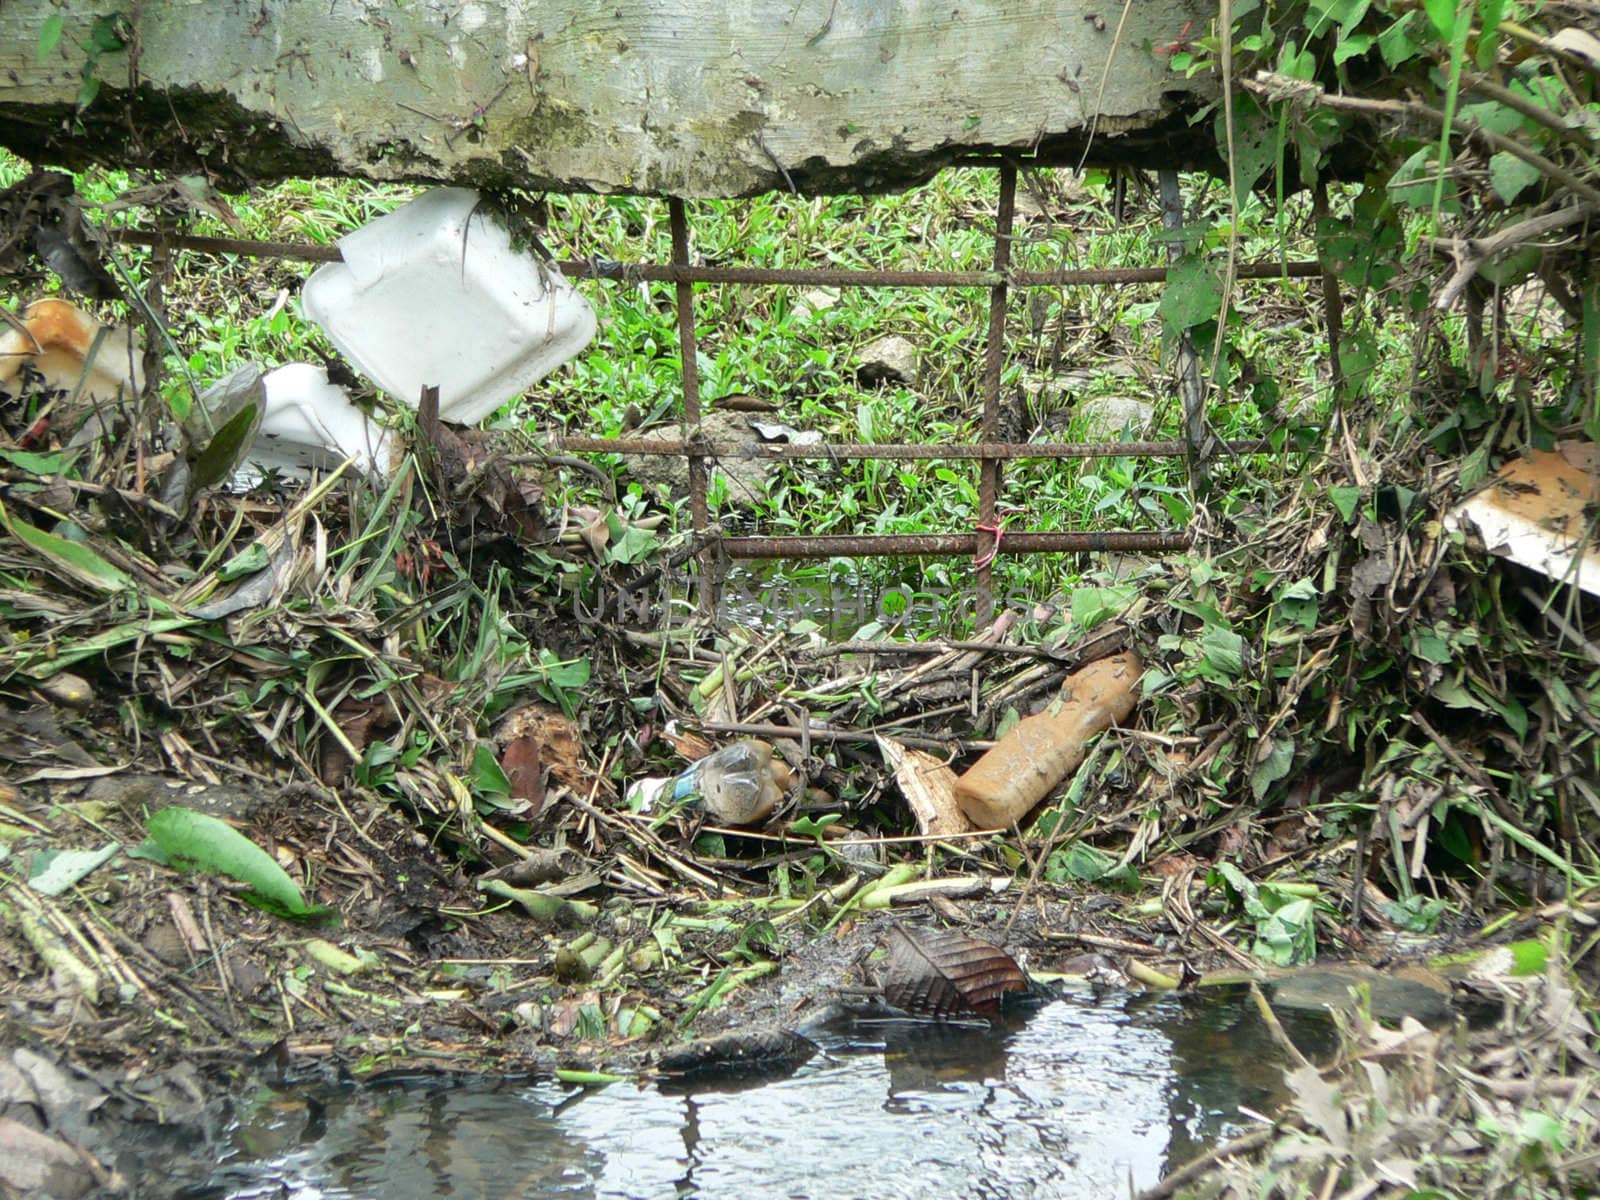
0,502,132,594
1160,256,1222,332
148,807,337,923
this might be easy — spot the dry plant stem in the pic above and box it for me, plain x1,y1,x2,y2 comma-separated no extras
0,470,183,517
1498,19,1600,76
1434,204,1598,311
1314,182,1346,402
1076,0,1136,173
1130,1128,1276,1200
1464,73,1596,152
697,719,990,753
1059,931,1161,955
1246,73,1600,207
1520,584,1600,668
801,638,1064,660
1249,981,1314,1070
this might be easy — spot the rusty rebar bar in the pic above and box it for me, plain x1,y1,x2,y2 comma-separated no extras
1159,170,1209,493
718,531,1189,558
669,199,714,617
109,229,1320,288
976,166,1017,623
549,436,1277,460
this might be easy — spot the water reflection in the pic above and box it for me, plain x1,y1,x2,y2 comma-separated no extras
184,989,1329,1200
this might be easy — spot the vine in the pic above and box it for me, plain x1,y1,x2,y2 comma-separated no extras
1162,0,1599,422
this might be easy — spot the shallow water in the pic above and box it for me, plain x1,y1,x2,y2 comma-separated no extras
175,988,1327,1200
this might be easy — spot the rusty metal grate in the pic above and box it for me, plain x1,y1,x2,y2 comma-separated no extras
117,162,1333,623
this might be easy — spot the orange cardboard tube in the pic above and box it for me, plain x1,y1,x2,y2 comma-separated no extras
953,651,1142,830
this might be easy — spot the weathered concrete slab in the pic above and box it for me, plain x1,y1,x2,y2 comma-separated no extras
0,2,1218,196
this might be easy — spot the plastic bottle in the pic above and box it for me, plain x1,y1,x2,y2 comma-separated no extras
673,739,791,826
953,652,1142,829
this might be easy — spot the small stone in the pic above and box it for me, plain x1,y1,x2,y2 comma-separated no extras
796,287,840,317
856,334,918,387
1269,965,1453,1027
627,410,773,504
1076,394,1154,440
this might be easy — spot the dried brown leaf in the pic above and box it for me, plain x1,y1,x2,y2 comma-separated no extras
881,926,1030,1020
500,732,546,814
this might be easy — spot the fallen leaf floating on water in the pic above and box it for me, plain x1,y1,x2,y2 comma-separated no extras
880,925,1031,1020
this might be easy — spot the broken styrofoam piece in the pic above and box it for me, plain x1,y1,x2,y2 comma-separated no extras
0,297,143,404
232,363,392,485
302,188,597,425
1445,441,1600,597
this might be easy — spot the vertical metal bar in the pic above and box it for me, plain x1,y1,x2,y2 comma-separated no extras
1313,181,1345,408
976,165,1016,626
136,232,172,496
669,198,714,618
1158,170,1208,494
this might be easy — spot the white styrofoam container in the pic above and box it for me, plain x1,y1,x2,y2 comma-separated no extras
233,363,393,486
302,188,597,425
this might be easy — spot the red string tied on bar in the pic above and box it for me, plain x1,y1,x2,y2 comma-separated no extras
972,507,1022,569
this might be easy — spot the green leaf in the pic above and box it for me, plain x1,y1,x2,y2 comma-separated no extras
1379,894,1448,932
1377,11,1422,67
1478,0,1508,39
1482,692,1529,740
0,447,73,474
1509,938,1546,976
604,513,658,565
1488,152,1541,204
29,844,120,896
1254,897,1316,965
1431,674,1489,710
471,743,511,797
1412,632,1453,665
1160,256,1222,332
1422,0,1457,39
1250,736,1295,800
537,651,591,692
1199,626,1245,676
1212,862,1267,917
76,74,101,111
1480,244,1540,289
1388,146,1458,213
1278,41,1316,81
1333,32,1375,64
791,813,841,838
1217,94,1277,207
0,504,133,594
88,14,127,54
1338,327,1379,392
217,542,271,582
37,13,64,60
1071,583,1136,631
188,401,263,491
148,807,337,923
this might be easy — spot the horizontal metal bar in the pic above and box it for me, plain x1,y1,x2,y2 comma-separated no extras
552,437,1275,460
113,229,345,262
718,531,1189,558
110,230,1320,289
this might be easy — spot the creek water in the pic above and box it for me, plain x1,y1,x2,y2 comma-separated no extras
173,987,1330,1200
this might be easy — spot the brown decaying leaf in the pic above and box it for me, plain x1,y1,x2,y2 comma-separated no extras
500,732,546,814
496,702,614,801
881,926,1030,1020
